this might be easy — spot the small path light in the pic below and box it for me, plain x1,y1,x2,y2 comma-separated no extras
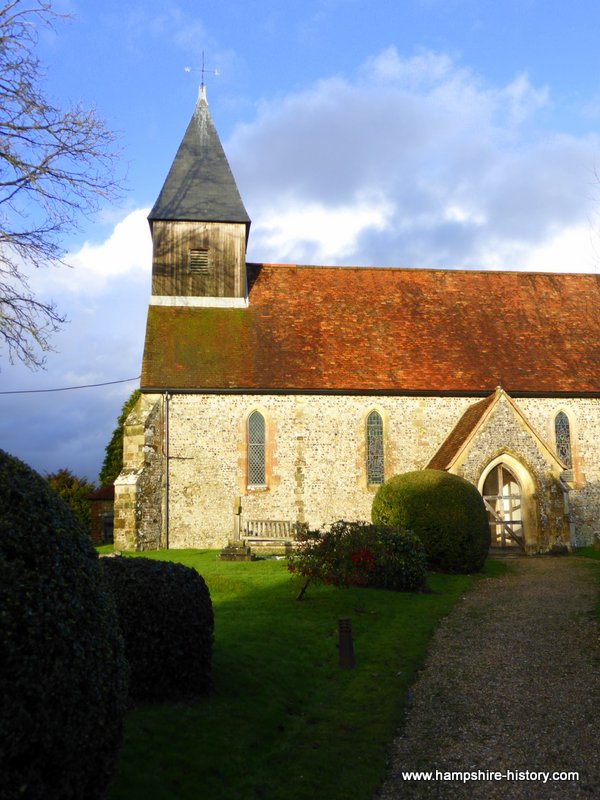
338,618,356,669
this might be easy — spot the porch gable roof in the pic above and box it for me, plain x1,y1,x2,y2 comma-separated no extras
427,388,567,472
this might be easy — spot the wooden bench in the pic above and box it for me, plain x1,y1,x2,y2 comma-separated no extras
242,519,305,542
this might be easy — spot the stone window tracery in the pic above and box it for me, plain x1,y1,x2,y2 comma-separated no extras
554,411,572,468
366,410,384,485
247,410,266,487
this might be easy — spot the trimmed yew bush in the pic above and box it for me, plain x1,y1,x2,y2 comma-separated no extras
100,557,214,702
371,526,428,590
288,520,427,599
371,469,490,573
0,449,128,800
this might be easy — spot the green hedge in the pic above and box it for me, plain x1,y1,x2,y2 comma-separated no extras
0,450,128,800
372,469,489,573
100,557,214,702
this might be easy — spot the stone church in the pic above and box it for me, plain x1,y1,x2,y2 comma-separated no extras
114,87,600,554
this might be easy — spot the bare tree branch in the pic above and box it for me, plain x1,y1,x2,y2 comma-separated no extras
0,0,122,368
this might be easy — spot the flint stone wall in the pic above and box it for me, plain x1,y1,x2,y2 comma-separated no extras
115,393,600,550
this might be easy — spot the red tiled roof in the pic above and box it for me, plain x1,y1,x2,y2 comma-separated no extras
427,394,497,469
141,265,600,394
87,485,115,501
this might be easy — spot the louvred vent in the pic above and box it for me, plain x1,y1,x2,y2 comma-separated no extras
189,249,210,274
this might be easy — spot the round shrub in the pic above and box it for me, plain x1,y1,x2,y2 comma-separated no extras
288,520,427,597
368,526,427,591
0,449,129,800
100,557,214,702
372,469,490,573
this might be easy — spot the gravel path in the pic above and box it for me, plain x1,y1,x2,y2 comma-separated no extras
375,556,600,800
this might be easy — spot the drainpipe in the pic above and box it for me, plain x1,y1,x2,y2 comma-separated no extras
164,392,170,550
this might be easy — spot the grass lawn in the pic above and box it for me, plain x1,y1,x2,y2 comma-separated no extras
574,546,600,629
106,551,505,800
574,545,600,561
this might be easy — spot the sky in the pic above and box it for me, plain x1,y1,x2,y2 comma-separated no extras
2,0,600,482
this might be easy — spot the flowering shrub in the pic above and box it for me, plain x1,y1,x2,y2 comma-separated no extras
288,520,426,599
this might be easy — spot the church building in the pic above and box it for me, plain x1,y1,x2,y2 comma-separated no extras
114,87,600,554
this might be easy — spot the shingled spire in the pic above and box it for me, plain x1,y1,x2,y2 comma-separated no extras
149,87,251,305
149,86,250,226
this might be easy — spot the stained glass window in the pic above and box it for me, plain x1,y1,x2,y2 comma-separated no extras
248,411,266,486
367,410,384,485
555,411,572,468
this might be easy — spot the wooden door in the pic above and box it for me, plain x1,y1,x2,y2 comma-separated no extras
482,464,524,549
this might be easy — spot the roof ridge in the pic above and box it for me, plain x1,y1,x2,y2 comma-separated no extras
247,262,600,277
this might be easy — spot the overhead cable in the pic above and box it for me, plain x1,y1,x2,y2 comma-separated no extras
0,376,141,395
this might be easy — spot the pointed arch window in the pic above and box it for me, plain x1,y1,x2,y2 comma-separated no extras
247,411,266,487
554,411,572,468
366,410,384,485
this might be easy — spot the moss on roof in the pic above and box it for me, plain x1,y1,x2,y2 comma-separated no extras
141,265,600,394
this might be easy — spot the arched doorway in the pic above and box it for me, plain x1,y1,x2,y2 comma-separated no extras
482,463,524,549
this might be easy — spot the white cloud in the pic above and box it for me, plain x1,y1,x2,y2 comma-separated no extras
231,47,600,272
443,205,486,225
117,4,208,57
1,209,151,480
364,47,456,88
58,208,151,294
251,194,394,264
525,224,600,273
501,73,549,127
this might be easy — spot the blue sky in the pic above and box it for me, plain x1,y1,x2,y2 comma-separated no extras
2,0,600,481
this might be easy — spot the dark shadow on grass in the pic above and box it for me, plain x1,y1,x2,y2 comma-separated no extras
108,553,489,800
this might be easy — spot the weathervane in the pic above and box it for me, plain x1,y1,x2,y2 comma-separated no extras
184,51,219,88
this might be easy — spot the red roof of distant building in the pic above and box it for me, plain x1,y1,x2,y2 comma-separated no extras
141,264,600,395
87,485,115,502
